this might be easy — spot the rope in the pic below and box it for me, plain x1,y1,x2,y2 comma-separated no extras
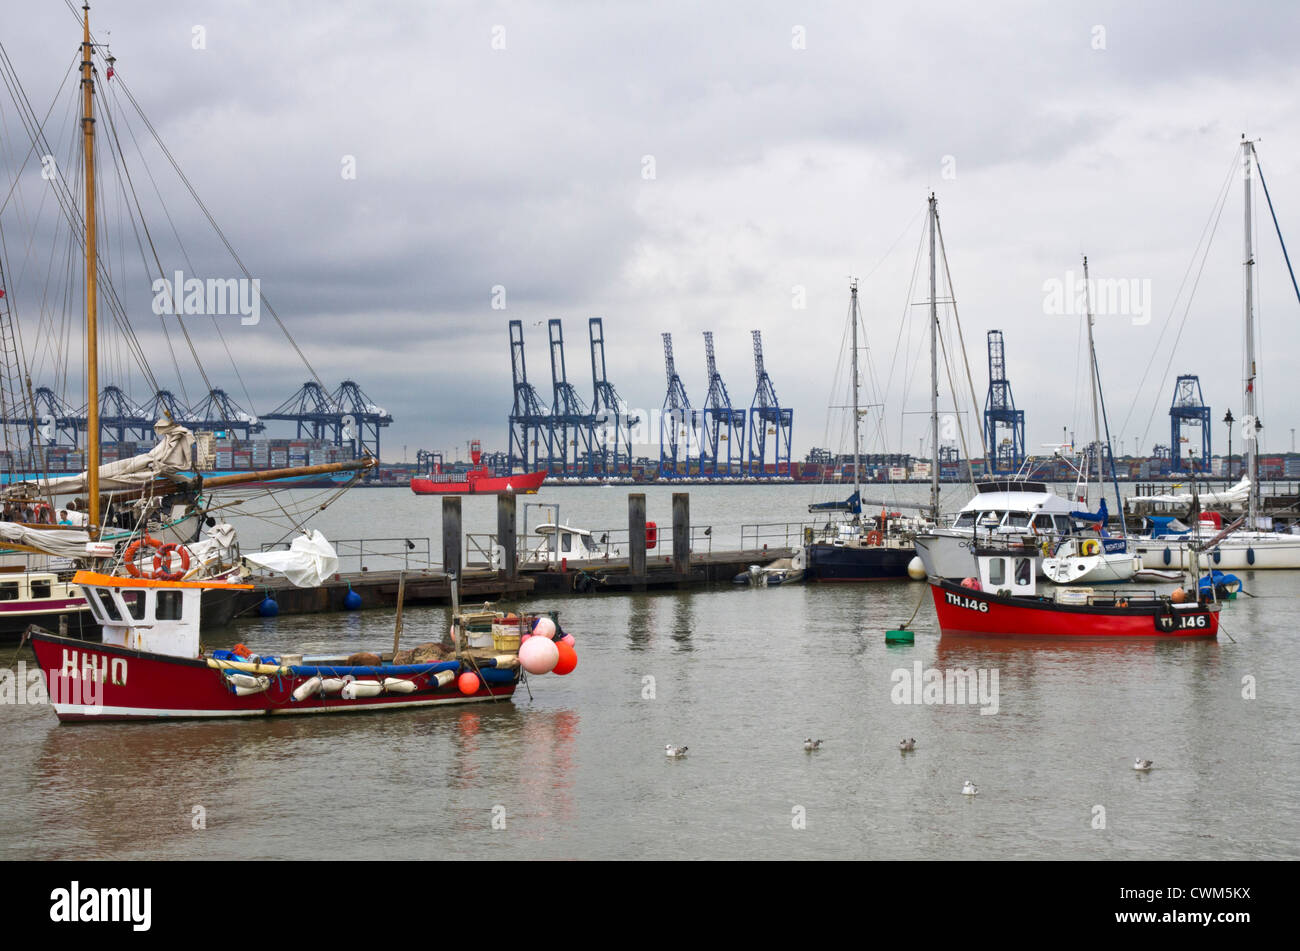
898,581,927,631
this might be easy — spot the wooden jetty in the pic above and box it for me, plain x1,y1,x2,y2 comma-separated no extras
230,492,793,620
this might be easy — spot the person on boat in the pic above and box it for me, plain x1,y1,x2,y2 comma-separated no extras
58,510,72,526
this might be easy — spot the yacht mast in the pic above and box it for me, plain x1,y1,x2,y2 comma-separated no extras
1082,255,1103,505
81,3,100,536
928,194,939,522
850,280,862,511
1243,137,1258,531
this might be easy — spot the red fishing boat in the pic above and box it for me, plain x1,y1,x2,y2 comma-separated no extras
410,441,546,495
929,542,1219,639
25,571,572,722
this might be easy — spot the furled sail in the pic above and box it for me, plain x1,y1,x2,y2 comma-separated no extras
0,523,93,557
1129,476,1252,508
2,419,194,499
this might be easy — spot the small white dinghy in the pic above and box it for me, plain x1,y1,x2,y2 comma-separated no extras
1042,537,1140,585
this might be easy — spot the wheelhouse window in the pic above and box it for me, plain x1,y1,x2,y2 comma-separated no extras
0,582,18,601
988,558,1006,586
121,590,146,620
1006,513,1031,529
953,513,976,529
1032,514,1054,533
561,533,573,553
157,590,183,620
93,589,122,621
1015,558,1032,585
1053,515,1072,535
30,579,52,599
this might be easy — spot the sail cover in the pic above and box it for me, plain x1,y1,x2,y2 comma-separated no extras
243,530,339,587
2,419,194,499
0,523,93,557
1130,476,1252,508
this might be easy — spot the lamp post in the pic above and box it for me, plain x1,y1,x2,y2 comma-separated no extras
1223,409,1234,480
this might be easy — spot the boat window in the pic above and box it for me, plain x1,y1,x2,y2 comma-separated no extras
953,513,976,529
561,533,572,553
1053,515,1072,534
1032,514,1054,532
1015,558,1032,585
0,582,18,601
121,590,147,620
157,590,183,621
96,589,122,621
30,579,52,599
1006,513,1031,529
988,558,1006,586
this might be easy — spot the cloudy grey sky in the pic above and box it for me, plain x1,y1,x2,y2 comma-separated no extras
3,0,1299,464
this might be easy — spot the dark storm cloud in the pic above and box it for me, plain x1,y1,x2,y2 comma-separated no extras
2,0,1299,460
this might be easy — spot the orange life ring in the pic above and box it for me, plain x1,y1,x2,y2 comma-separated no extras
866,530,883,546
152,543,191,581
123,536,164,578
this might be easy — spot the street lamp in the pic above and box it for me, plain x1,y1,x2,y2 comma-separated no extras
1223,409,1234,480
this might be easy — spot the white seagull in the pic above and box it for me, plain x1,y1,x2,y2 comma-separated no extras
962,780,979,796
898,738,916,752
803,738,823,751
1133,758,1154,771
665,744,688,758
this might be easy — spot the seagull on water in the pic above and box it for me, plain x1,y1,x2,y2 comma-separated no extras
665,744,688,758
803,738,823,751
1133,758,1153,771
962,780,979,796
898,738,916,752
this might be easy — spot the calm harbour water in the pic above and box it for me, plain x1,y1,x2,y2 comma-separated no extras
2,484,1297,860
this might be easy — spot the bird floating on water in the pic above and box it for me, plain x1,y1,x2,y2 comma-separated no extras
1133,758,1153,771
962,780,978,796
804,738,823,751
665,744,688,758
898,738,916,752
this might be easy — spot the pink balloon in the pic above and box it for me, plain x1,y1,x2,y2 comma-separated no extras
519,635,559,674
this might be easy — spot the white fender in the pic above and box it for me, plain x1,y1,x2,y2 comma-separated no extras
341,679,382,699
432,669,456,687
231,675,270,696
320,677,349,695
382,678,417,694
292,676,322,701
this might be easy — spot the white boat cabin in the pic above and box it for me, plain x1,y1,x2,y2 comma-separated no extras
523,523,604,564
972,548,1038,597
947,480,1076,538
73,571,251,659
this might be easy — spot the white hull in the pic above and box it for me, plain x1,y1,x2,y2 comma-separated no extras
1135,533,1300,570
1042,551,1141,585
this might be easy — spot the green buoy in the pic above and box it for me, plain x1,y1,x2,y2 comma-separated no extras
885,629,915,644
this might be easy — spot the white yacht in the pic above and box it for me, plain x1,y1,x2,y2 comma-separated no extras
913,480,1076,580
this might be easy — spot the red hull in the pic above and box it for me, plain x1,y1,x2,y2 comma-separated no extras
29,631,517,722
410,468,546,495
930,580,1219,639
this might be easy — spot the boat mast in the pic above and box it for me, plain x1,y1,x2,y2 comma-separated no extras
1082,255,1103,507
928,194,939,522
81,3,100,536
849,279,862,514
1243,137,1258,531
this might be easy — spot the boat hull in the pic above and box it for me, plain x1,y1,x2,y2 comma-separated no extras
930,580,1218,639
806,543,915,581
1042,552,1141,585
1134,533,1300,570
27,630,518,722
410,469,546,495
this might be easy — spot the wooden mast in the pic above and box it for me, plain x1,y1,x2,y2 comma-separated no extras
81,3,100,537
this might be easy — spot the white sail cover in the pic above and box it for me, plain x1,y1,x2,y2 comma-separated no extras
0,523,93,557
1130,476,1252,508
2,418,194,498
242,530,339,587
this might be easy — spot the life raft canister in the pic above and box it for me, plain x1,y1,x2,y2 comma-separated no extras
645,521,657,549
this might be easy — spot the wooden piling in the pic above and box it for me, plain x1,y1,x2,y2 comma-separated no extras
442,496,462,581
497,493,518,579
628,492,647,586
672,492,690,575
